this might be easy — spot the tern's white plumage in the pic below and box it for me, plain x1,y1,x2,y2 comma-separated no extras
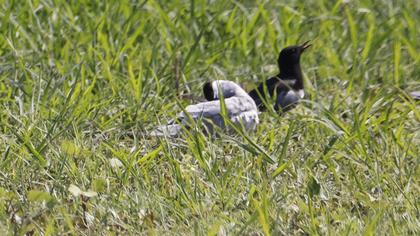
152,80,259,136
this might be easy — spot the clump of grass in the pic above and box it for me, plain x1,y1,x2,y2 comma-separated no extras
0,0,419,234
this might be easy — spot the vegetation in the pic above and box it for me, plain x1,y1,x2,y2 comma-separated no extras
0,0,419,234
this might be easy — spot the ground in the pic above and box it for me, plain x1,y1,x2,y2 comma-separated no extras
0,0,419,235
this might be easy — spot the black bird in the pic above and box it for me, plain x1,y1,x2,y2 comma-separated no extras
248,41,311,113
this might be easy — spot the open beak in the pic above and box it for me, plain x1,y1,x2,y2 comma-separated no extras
300,40,312,52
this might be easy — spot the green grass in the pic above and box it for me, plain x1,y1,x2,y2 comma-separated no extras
0,0,419,234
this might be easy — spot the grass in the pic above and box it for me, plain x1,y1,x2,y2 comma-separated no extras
0,0,419,234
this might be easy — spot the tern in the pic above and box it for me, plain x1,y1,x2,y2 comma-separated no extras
152,80,259,136
248,41,311,113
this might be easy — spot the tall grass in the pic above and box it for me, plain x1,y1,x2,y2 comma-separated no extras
0,0,419,234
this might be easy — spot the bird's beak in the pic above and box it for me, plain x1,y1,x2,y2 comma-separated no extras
300,40,312,52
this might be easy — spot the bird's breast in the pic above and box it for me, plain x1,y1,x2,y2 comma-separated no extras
295,89,304,98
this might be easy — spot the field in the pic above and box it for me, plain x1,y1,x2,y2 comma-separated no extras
0,0,419,235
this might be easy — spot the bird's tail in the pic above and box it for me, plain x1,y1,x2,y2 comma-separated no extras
149,124,183,137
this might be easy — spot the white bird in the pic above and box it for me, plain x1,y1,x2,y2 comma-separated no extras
152,80,259,136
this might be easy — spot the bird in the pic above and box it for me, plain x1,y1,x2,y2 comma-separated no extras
248,41,311,113
409,91,420,100
151,80,259,136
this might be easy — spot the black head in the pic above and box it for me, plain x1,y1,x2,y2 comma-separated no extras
278,41,311,71
203,82,215,101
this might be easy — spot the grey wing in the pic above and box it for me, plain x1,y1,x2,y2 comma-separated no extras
180,96,259,132
179,100,223,128
183,97,250,118
182,100,222,118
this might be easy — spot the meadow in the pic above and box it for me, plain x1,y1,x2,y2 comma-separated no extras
0,0,419,235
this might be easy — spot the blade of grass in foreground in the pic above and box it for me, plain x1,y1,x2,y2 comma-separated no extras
10,128,47,166
361,14,375,63
223,118,275,164
393,39,401,86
